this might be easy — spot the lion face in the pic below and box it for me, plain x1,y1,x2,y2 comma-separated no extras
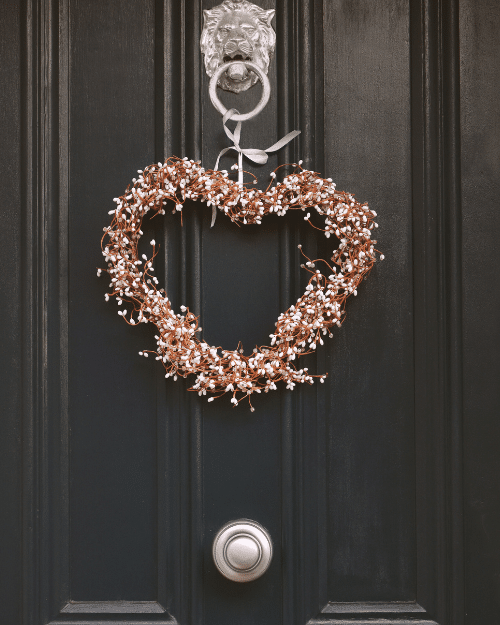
200,1,275,94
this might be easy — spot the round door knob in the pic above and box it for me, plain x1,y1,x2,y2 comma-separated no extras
212,519,272,582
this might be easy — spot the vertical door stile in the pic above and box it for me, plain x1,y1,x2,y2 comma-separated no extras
277,0,327,621
21,0,39,621
161,3,184,617
162,1,204,623
155,0,169,614
411,0,446,613
24,0,69,620
57,0,71,615
411,0,464,621
275,2,297,623
20,0,71,619
300,0,327,620
183,3,204,623
441,1,465,622
199,2,282,623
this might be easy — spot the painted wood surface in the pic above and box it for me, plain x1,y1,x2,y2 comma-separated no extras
0,0,498,623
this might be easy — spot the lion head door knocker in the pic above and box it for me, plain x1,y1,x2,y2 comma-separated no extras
200,0,275,94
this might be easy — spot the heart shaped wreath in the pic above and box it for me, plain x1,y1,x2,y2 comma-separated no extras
100,157,382,409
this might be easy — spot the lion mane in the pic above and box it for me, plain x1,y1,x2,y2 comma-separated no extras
200,0,275,93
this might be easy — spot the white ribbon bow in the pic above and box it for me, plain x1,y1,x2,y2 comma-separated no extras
211,108,300,226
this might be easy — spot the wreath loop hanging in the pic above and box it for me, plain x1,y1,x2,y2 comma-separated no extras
100,157,382,410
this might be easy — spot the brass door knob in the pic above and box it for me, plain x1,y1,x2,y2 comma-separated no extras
212,519,273,582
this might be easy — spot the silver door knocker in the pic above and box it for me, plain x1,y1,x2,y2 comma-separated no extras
200,0,275,95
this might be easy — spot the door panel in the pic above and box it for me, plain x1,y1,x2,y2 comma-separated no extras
1,0,499,624
460,0,500,621
0,3,23,625
323,0,415,602
69,0,159,603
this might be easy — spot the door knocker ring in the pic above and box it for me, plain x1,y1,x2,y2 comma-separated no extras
209,61,271,122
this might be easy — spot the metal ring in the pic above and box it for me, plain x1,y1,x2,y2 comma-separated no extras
209,61,271,122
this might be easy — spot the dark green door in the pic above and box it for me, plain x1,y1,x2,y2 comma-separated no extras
1,0,499,624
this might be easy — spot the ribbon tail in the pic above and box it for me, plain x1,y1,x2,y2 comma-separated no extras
211,205,217,228
263,130,301,154
214,145,237,171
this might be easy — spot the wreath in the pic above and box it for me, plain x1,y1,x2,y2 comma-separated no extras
100,157,382,409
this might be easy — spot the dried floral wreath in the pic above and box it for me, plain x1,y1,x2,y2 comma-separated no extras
100,157,382,410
